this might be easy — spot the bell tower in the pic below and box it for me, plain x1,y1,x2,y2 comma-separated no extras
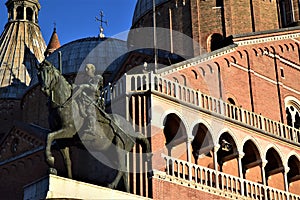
0,0,47,138
0,0,46,94
5,0,40,23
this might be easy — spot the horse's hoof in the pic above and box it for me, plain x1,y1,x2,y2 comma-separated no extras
107,183,116,189
49,168,57,175
46,156,55,166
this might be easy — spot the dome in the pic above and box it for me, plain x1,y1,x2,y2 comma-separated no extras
46,37,127,76
132,0,170,25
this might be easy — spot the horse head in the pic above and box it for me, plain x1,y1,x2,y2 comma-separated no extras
37,60,58,97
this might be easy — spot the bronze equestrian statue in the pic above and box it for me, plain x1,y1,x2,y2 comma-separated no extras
36,60,151,192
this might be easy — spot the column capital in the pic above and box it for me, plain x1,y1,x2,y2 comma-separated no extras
284,165,290,173
238,152,245,158
213,144,220,152
187,136,194,142
261,159,268,168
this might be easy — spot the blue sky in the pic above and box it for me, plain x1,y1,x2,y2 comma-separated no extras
0,0,137,45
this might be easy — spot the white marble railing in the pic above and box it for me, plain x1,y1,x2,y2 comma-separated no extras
162,154,300,200
102,72,300,145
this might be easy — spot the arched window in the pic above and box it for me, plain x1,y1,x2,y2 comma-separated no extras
285,97,300,128
26,7,33,21
279,0,294,27
16,6,24,20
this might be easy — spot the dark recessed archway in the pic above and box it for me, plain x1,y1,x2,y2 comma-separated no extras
287,155,300,183
265,148,284,190
242,140,262,182
163,113,187,149
191,123,213,164
217,132,238,174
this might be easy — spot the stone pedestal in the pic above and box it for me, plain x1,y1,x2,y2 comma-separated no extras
23,174,148,200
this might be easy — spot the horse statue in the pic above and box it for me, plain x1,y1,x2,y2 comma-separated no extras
36,60,152,192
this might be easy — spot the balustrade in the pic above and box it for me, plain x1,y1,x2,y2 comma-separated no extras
101,72,300,144
162,154,300,200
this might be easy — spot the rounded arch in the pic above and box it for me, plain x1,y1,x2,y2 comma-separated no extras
207,64,213,73
285,151,300,164
287,154,300,186
190,121,214,165
264,146,284,184
227,97,236,105
160,109,189,132
241,138,263,181
279,45,284,53
180,74,187,86
190,118,214,139
207,33,223,52
284,44,289,51
290,43,295,51
241,136,263,159
216,130,239,175
237,51,243,59
199,67,205,76
242,140,261,166
173,77,179,83
216,128,239,148
163,112,188,158
191,123,214,152
285,96,300,128
253,48,258,56
263,144,284,161
191,70,198,79
224,58,230,67
258,48,264,55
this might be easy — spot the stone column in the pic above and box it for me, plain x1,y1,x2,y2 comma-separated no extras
186,136,194,181
261,159,268,200
186,136,194,163
238,152,245,178
213,144,220,189
284,165,290,192
238,152,245,196
213,144,220,171
23,6,26,20
261,159,268,185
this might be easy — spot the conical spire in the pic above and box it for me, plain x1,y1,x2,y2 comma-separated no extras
0,0,47,98
45,26,61,57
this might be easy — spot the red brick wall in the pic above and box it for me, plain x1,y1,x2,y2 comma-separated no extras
152,177,228,200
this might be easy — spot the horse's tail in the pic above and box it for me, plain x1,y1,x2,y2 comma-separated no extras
135,133,152,162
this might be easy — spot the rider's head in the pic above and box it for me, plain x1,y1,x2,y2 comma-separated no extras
85,64,96,77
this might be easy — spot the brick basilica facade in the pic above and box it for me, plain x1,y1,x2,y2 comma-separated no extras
1,0,300,199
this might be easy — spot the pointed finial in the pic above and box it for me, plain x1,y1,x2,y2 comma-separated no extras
53,21,56,32
95,10,108,38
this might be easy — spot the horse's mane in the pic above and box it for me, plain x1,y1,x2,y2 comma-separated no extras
48,62,72,91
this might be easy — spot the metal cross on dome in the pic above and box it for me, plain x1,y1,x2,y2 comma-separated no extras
95,10,108,38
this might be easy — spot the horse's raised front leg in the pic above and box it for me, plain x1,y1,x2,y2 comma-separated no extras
45,128,76,167
45,130,64,167
60,146,72,179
